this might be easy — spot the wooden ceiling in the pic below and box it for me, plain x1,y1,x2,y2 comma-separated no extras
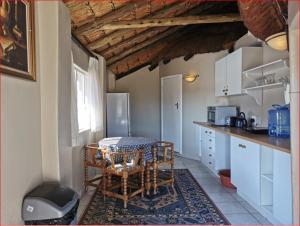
64,1,248,79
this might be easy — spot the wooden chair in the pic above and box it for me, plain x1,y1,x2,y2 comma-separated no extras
146,141,174,195
84,143,106,191
102,149,145,208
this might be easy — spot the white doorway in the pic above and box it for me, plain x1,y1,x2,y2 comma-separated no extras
161,74,182,154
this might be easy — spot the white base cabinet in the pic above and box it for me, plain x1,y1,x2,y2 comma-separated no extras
200,126,230,174
231,136,292,224
273,150,292,224
231,136,261,206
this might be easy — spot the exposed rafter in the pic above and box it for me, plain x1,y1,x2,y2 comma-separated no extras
106,27,181,65
99,14,242,30
97,2,238,61
99,27,169,57
110,22,247,79
64,1,247,78
73,2,147,35
86,1,205,50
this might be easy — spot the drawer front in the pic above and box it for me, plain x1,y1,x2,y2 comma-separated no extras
206,137,215,152
207,129,215,138
201,127,215,138
203,151,215,171
206,157,215,171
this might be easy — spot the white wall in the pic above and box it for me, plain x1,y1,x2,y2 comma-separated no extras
39,2,61,181
159,53,229,159
288,1,299,224
107,70,116,92
115,67,161,140
1,2,54,224
1,2,107,223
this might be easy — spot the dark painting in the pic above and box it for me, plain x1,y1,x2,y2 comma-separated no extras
0,0,35,80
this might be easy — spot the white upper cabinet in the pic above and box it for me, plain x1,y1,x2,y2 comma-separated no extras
215,57,227,97
215,47,262,97
227,49,242,95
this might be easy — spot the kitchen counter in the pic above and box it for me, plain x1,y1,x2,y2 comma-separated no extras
193,122,290,153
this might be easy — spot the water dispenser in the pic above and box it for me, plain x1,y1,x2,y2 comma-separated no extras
268,104,290,138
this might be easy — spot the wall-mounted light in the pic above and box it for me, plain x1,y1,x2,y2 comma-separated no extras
183,74,199,83
265,31,288,51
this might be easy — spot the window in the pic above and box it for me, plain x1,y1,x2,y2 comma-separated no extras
74,65,90,132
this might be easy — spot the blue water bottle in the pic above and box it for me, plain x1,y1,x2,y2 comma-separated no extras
268,104,290,138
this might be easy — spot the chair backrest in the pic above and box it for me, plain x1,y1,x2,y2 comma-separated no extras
84,143,103,165
106,149,145,171
153,141,174,162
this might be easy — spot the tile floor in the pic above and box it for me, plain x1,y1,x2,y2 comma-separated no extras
77,156,271,225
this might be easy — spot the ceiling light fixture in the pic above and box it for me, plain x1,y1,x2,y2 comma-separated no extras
183,74,199,83
266,31,288,51
265,1,288,51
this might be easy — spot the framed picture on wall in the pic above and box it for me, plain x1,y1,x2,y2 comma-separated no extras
0,0,36,80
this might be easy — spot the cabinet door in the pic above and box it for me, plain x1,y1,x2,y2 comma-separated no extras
273,150,292,224
215,132,230,170
231,137,260,205
227,49,242,95
215,57,227,97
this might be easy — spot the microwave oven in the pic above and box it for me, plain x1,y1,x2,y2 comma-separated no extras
208,106,238,126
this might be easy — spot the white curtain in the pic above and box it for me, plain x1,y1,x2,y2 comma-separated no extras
88,57,103,134
71,52,79,146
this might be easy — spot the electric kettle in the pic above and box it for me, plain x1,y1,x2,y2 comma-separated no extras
235,112,248,129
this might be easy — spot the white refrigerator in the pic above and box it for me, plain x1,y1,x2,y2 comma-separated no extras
106,93,131,137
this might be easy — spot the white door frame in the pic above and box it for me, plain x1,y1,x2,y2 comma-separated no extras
161,74,183,154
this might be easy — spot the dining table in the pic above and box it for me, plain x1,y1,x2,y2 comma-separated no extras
98,137,157,162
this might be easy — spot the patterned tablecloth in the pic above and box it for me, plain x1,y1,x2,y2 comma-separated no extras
98,137,156,161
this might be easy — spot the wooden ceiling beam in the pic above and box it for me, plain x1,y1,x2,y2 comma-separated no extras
74,1,147,35
110,23,247,78
86,1,205,50
106,27,180,65
99,27,168,56
99,14,242,30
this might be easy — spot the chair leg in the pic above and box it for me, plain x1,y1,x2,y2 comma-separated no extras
146,161,151,195
102,173,106,201
108,173,112,187
123,176,128,208
153,162,158,195
141,169,144,198
171,162,175,188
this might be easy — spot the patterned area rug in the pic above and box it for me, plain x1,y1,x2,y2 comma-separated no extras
79,169,230,225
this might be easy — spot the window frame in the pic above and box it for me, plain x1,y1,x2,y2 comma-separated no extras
74,64,91,133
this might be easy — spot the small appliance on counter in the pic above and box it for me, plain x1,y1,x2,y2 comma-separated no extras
225,116,237,127
235,112,248,129
268,104,290,137
207,106,238,126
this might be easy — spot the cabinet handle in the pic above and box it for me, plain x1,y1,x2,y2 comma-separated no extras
209,162,212,164
209,154,212,157
225,93,228,95
209,147,212,150
205,131,208,133
209,131,212,134
209,139,212,142
238,144,246,149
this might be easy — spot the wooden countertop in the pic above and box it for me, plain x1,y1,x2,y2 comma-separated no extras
193,122,290,154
